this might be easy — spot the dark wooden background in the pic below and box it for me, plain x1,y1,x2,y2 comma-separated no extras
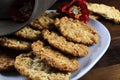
50,0,120,80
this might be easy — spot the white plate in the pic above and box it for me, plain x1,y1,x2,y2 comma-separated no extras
0,10,111,80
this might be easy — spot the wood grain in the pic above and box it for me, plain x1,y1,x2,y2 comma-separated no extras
80,64,120,80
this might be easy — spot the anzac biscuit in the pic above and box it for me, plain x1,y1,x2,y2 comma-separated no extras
42,29,88,57
0,37,31,50
87,3,120,23
15,26,41,40
0,51,14,71
30,12,58,30
15,52,71,80
89,14,99,19
55,17,99,44
43,12,59,19
32,40,80,72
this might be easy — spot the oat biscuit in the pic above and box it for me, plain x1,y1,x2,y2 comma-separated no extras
42,29,88,57
0,51,14,71
30,12,58,30
32,40,80,72
87,3,120,23
15,52,71,80
55,17,99,44
89,14,99,19
15,26,41,40
0,37,31,50
43,12,59,19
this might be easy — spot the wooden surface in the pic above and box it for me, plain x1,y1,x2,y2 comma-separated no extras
50,0,120,80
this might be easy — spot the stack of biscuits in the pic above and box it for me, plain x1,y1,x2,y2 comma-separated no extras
0,2,119,80
0,10,99,80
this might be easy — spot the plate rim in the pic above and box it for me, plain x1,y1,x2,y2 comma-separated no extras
45,10,111,80
71,18,111,80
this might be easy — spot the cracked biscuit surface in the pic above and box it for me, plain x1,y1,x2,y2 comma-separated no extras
15,26,41,40
42,29,88,57
0,37,31,50
55,17,99,44
32,40,80,72
30,12,58,30
15,52,71,80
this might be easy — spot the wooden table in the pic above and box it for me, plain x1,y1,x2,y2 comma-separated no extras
50,0,120,80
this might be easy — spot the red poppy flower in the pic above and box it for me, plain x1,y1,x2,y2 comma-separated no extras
58,0,89,23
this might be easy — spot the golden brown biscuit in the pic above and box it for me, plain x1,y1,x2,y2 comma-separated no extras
55,17,99,44
0,37,31,50
15,52,71,80
43,12,59,19
30,12,58,30
42,29,88,57
89,14,99,19
0,51,14,71
87,3,120,23
32,40,80,72
15,26,41,40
